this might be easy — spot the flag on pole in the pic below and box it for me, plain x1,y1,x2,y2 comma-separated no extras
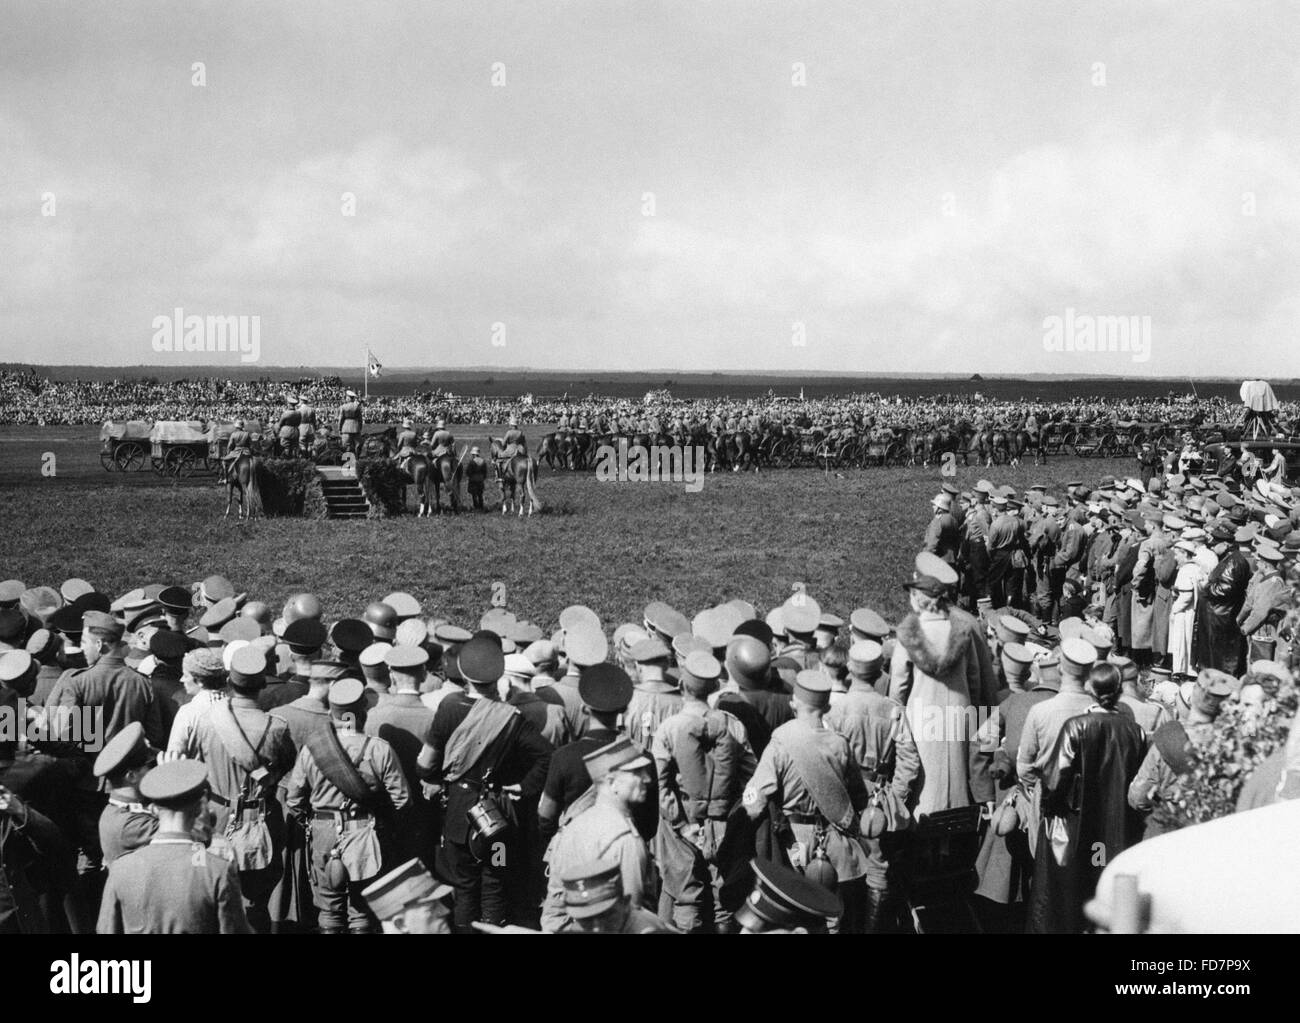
367,349,383,378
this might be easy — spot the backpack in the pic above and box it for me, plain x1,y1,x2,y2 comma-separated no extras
208,702,277,872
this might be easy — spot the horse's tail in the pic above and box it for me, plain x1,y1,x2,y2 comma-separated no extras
525,458,543,511
246,456,263,515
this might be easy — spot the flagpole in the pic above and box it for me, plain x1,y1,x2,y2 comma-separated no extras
363,346,369,401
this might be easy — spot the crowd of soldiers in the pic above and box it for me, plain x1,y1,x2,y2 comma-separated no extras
3,438,1297,934
915,455,1300,930
5,369,1292,446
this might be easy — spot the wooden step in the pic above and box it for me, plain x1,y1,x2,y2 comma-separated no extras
316,467,371,519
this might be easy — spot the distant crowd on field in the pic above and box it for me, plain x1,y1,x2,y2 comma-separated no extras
2,368,1293,443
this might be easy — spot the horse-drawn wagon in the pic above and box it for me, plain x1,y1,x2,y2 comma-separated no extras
149,421,215,477
99,420,154,472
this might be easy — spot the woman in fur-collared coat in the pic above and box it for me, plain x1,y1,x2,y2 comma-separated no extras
890,582,999,817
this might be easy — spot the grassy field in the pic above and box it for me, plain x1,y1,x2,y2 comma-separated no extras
0,426,1130,632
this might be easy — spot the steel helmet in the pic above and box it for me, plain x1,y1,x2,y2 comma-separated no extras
364,601,399,641
241,601,271,627
725,635,771,687
282,593,323,625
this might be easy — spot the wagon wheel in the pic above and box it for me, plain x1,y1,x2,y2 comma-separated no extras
101,450,118,471
885,440,905,466
1061,430,1078,456
1098,432,1120,458
166,447,198,477
769,439,790,473
813,439,837,468
116,442,145,472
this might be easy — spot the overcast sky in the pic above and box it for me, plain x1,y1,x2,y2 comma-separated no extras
3,1,1298,375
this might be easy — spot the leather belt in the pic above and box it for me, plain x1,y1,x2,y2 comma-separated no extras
313,809,371,821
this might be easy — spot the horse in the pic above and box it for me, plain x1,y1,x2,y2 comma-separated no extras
493,446,543,516
401,453,436,517
428,449,463,514
721,430,759,473
535,433,562,470
988,428,1009,466
222,453,262,520
1009,428,1045,467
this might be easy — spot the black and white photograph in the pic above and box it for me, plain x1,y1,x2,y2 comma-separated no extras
0,0,1296,995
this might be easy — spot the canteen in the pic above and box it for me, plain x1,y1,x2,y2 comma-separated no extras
803,847,839,892
862,804,888,839
993,800,1020,837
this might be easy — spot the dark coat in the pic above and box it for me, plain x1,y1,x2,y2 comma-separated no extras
1026,709,1146,933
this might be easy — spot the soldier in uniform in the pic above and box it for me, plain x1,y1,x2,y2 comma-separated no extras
652,651,756,932
541,737,658,932
362,857,454,934
416,637,552,932
1127,668,1233,840
97,760,252,934
297,395,317,453
557,859,670,934
221,418,254,469
465,445,489,511
546,618,605,740
538,662,659,855
501,416,527,460
714,632,789,758
429,417,454,458
825,640,918,932
924,493,961,565
276,394,301,458
364,645,438,868
90,722,158,865
58,610,164,751
284,677,410,934
173,646,295,933
392,419,419,474
625,635,683,748
742,672,874,933
338,390,363,454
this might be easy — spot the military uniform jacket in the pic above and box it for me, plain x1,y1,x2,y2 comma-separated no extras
924,512,961,564
714,685,792,758
176,695,296,807
285,726,410,818
97,832,252,934
542,800,655,931
825,682,917,799
542,675,590,740
422,692,552,844
58,655,164,750
540,727,660,844
338,401,362,434
651,705,756,818
625,684,682,747
508,690,571,748
743,719,871,881
364,692,436,791
99,796,158,864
